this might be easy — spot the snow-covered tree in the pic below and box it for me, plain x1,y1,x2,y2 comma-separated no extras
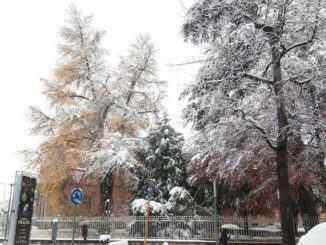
130,116,189,209
182,1,326,244
25,5,110,213
87,34,166,174
24,5,165,215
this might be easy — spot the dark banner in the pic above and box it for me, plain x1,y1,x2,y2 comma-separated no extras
14,175,37,245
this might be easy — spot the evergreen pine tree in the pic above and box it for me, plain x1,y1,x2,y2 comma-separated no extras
131,116,188,204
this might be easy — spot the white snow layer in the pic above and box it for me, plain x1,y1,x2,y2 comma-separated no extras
131,198,166,215
99,235,111,241
169,187,189,200
297,222,326,245
109,240,128,245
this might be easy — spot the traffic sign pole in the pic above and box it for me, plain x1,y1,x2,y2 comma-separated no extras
72,204,76,244
70,188,83,245
68,167,86,245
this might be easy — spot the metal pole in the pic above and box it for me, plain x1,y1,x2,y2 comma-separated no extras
7,172,22,245
144,199,150,245
213,179,218,245
4,183,14,240
72,204,76,244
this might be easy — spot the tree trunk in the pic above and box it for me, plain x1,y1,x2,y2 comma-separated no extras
275,145,296,244
272,53,296,244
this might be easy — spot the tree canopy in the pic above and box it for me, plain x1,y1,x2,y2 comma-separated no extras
25,5,166,214
181,0,325,244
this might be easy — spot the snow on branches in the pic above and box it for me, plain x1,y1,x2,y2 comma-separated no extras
182,1,325,242
24,5,166,214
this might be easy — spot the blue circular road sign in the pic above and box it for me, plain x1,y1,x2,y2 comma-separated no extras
71,188,83,205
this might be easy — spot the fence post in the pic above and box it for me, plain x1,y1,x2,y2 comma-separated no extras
170,214,174,239
213,180,219,245
110,214,115,238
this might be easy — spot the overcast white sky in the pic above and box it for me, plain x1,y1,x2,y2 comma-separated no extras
0,0,200,189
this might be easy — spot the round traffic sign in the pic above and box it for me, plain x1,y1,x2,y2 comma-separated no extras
71,188,83,205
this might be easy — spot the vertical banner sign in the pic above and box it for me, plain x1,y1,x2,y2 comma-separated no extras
14,175,37,245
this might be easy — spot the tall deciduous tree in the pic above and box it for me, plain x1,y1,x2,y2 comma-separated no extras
181,1,325,244
24,5,165,214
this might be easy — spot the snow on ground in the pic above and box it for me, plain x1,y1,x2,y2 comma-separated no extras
99,234,111,240
297,222,326,245
109,240,128,245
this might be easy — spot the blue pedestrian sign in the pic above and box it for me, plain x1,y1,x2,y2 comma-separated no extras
147,187,154,199
71,188,83,205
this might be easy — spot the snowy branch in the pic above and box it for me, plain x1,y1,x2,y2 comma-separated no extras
243,73,273,85
137,110,159,115
284,75,315,85
230,106,277,149
68,92,89,100
29,106,55,136
245,118,277,150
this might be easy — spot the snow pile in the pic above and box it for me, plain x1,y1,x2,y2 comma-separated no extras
297,222,326,245
100,234,111,241
109,240,128,245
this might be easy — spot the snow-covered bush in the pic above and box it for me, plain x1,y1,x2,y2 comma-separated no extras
131,198,167,215
165,187,194,215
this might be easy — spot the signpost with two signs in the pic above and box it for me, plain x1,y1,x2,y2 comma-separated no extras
69,167,86,244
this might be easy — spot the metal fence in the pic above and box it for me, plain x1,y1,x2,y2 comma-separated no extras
0,215,325,241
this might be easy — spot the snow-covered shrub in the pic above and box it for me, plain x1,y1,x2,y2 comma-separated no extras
165,187,194,215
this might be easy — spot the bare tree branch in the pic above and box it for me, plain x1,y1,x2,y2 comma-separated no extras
68,93,89,100
243,73,273,85
230,106,277,149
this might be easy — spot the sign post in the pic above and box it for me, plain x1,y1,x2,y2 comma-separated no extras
7,172,36,245
69,168,86,245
